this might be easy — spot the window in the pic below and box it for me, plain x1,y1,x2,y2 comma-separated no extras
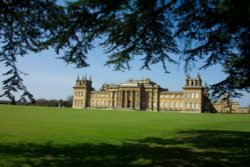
196,103,199,110
191,93,194,98
180,102,183,108
191,102,194,109
164,102,168,109
174,102,177,108
186,102,190,109
196,93,199,98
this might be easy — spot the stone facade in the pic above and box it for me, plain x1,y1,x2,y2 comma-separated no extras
72,74,217,113
212,94,241,113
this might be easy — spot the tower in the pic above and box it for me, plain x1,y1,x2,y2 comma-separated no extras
72,75,92,109
183,74,203,112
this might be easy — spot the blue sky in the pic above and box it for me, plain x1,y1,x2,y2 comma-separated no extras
0,0,249,107
0,44,249,107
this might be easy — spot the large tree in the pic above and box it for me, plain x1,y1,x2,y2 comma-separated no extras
0,0,62,103
174,0,250,99
1,0,249,103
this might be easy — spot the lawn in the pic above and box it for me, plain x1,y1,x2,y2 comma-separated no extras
0,104,250,166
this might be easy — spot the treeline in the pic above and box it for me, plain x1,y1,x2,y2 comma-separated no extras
0,97,72,108
35,99,72,107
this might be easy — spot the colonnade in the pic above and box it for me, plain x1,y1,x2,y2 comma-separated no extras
115,90,141,109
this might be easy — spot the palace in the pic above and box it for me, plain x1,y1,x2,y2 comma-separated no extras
72,74,233,113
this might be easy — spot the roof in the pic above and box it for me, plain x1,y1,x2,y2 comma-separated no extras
120,78,157,87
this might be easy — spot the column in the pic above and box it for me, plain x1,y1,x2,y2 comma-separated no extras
124,90,128,108
111,91,114,108
117,91,121,108
151,90,154,110
121,91,125,108
135,91,138,109
155,90,159,111
137,91,141,110
189,80,192,86
132,91,135,109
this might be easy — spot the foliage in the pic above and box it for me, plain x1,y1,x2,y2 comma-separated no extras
46,0,178,72
174,0,250,99
36,98,72,107
0,0,62,103
0,0,249,102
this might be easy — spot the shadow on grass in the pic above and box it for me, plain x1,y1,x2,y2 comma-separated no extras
0,130,249,167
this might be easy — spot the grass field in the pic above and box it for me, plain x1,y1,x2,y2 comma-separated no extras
0,104,250,166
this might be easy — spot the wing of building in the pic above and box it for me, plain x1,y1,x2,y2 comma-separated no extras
72,74,232,113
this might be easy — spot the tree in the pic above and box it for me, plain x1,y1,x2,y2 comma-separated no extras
0,0,62,104
1,0,249,103
174,0,250,99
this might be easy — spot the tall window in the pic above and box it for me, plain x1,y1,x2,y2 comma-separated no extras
160,102,163,109
164,102,168,109
196,103,199,110
191,102,194,109
174,102,177,109
180,102,183,109
196,93,199,98
191,93,194,98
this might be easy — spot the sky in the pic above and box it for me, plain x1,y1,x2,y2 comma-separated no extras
0,0,249,107
0,43,249,107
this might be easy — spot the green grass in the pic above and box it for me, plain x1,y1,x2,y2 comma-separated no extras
0,104,250,166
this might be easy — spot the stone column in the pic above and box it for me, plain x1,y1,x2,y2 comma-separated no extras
151,90,154,111
131,90,135,109
137,91,141,110
124,90,128,108
117,91,121,108
135,91,137,109
189,80,192,86
121,91,124,108
155,90,159,111
111,91,114,108
131,91,134,109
